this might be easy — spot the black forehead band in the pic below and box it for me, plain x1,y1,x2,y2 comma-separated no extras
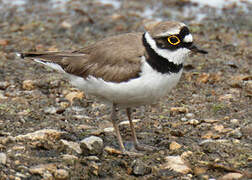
179,26,190,39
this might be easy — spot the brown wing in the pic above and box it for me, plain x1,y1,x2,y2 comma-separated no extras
21,33,145,83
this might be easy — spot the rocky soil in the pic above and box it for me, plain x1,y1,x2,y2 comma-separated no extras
0,0,251,179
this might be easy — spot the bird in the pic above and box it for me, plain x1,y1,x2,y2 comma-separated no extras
18,21,207,155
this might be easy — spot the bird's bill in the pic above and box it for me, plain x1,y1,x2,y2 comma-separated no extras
189,45,208,54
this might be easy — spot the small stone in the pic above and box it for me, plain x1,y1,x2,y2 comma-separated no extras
230,119,239,124
181,117,188,122
15,173,27,178
213,124,224,132
44,106,57,114
65,91,84,104
185,113,195,119
60,102,69,109
181,151,193,159
169,141,182,150
22,80,36,90
104,146,122,155
189,119,199,125
193,167,207,175
15,129,64,142
89,162,99,176
77,124,94,130
218,94,234,101
201,131,214,139
0,144,5,151
119,119,140,126
103,127,114,133
0,152,7,165
61,154,78,165
54,169,69,180
131,159,151,176
85,156,100,161
0,39,8,46
29,164,57,175
60,139,82,154
228,129,242,139
43,172,53,180
160,156,191,174
0,91,7,99
61,21,72,29
241,125,252,138
219,173,243,180
204,119,219,123
200,175,209,180
170,130,184,137
200,140,218,153
170,107,189,114
0,81,10,90
80,136,103,155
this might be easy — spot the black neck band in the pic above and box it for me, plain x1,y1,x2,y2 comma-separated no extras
142,33,183,74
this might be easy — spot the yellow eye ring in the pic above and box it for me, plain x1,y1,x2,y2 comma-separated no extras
167,35,180,45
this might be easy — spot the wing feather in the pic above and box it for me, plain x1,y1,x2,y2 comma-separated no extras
20,33,145,83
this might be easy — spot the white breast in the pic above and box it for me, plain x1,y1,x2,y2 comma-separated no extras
69,56,183,107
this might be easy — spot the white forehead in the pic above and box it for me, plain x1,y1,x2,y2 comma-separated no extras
183,34,193,43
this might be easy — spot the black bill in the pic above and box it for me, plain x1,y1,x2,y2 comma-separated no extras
189,45,208,54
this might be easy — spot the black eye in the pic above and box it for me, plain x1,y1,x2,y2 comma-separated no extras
167,35,180,45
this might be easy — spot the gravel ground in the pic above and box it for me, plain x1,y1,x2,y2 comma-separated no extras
0,0,251,179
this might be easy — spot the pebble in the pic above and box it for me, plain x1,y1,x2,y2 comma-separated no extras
185,113,195,119
29,163,57,175
0,81,10,90
22,80,36,90
219,173,243,180
131,159,151,176
193,167,207,175
60,139,82,154
15,173,27,178
80,136,104,155
61,154,78,165
0,152,7,165
0,91,7,99
169,141,182,150
181,151,193,159
44,106,57,114
230,119,239,125
85,156,100,161
200,140,218,153
228,129,242,139
104,146,122,155
170,107,189,114
15,129,64,142
181,117,188,122
189,119,200,125
43,172,53,180
160,156,191,174
119,119,140,126
103,127,114,133
54,169,69,180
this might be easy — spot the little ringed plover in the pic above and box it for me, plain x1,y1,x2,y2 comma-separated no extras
18,21,207,154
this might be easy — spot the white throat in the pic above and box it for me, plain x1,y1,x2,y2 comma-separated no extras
144,32,190,65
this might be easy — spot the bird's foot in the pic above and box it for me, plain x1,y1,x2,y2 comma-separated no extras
134,144,157,152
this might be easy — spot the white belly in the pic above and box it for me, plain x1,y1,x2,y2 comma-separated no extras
69,59,183,107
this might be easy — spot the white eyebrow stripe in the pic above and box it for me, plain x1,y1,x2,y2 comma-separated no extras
158,29,180,36
183,34,193,43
